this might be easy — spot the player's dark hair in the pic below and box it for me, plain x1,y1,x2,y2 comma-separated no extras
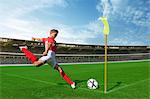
51,29,58,34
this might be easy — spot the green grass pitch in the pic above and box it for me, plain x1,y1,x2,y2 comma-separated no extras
0,61,149,99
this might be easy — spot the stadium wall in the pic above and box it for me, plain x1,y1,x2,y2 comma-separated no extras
0,52,149,65
0,59,149,66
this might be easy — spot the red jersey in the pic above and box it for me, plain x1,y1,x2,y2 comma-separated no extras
42,37,57,52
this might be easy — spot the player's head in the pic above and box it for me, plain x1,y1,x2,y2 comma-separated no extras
50,29,58,38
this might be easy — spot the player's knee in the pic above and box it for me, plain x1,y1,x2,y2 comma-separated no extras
33,61,43,67
33,62,39,66
56,67,63,72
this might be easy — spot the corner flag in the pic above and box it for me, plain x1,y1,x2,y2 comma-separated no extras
100,17,110,35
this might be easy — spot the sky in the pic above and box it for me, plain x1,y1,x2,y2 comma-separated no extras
0,0,149,45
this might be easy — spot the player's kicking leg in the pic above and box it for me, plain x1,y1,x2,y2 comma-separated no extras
55,65,76,89
19,46,44,67
47,52,76,89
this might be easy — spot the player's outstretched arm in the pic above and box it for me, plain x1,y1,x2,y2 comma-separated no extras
32,37,42,41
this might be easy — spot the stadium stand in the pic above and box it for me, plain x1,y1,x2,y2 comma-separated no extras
0,38,150,64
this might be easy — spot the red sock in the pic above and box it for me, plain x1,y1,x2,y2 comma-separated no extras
60,71,74,85
21,48,38,63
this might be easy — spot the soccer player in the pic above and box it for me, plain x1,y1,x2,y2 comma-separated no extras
19,29,75,89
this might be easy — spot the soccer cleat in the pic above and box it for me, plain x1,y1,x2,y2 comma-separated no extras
71,82,76,89
19,46,28,50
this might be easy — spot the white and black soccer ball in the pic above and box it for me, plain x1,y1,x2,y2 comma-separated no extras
87,78,99,89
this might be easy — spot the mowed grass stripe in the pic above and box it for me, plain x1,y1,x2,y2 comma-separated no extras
1,72,103,93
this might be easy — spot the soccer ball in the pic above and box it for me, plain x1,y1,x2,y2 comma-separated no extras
87,78,99,89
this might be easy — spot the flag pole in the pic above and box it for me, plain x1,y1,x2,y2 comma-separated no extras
99,17,109,94
104,34,108,94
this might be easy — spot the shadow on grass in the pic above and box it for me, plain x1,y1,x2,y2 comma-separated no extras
57,80,87,86
107,81,122,91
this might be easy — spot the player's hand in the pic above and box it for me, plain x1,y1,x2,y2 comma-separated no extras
32,37,35,41
43,51,47,56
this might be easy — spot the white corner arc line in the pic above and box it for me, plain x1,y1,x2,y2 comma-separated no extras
107,78,150,94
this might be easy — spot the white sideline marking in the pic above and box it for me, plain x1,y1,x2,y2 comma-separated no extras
0,59,149,66
2,73,57,85
107,78,150,94
2,73,103,93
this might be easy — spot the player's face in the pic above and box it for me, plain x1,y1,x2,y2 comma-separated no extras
50,32,58,38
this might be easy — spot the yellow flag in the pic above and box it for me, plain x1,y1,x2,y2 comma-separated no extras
100,17,110,35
